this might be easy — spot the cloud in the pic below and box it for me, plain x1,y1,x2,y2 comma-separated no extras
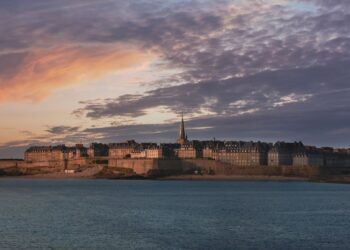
2,0,350,99
74,84,349,147
304,0,350,8
74,59,350,119
46,126,81,135
68,58,350,148
0,45,153,102
272,93,313,107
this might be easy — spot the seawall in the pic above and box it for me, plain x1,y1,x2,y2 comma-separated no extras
108,158,330,177
2,158,349,178
0,160,25,169
0,159,89,170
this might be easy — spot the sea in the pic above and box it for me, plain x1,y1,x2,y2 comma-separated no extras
0,179,350,250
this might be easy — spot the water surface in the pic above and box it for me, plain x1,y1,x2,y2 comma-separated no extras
0,179,350,249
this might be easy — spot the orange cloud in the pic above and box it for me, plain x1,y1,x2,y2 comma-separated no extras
0,45,153,102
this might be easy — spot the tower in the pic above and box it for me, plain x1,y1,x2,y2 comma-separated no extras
177,113,188,145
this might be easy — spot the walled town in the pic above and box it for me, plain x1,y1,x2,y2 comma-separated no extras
1,115,350,178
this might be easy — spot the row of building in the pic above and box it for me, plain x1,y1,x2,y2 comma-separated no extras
24,140,350,168
204,141,350,167
24,115,350,168
25,144,88,162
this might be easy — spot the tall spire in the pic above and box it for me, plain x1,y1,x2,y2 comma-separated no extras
177,112,187,145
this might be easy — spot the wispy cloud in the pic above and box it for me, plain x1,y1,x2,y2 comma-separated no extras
0,45,153,102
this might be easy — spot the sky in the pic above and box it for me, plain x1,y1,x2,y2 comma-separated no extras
0,0,350,158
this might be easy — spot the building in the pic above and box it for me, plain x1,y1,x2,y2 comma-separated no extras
323,151,350,168
177,141,203,159
109,140,138,159
109,141,166,159
25,145,66,163
160,143,180,158
293,152,324,167
203,140,225,159
146,148,164,159
129,143,164,159
176,113,188,145
24,144,88,162
174,115,203,159
224,142,268,167
293,147,324,167
203,141,269,166
67,144,88,159
24,144,87,169
87,143,109,158
291,146,350,168
130,149,147,159
268,141,304,166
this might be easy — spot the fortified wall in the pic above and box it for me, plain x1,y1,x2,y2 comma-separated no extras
183,159,325,177
2,157,349,178
0,158,88,171
108,158,328,177
0,160,24,169
109,159,189,175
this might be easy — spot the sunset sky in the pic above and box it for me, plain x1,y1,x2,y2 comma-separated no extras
1,0,350,158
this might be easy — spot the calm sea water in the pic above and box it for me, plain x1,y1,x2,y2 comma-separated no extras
0,180,350,250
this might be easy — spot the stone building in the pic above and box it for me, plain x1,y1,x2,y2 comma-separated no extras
145,148,164,159
24,144,87,168
293,147,324,167
203,147,214,159
293,152,324,167
87,143,109,158
129,143,163,159
109,141,166,159
224,142,268,167
174,114,203,159
323,152,350,168
25,144,88,162
67,144,88,159
204,141,269,167
292,146,350,168
130,149,147,159
177,141,203,159
268,141,304,166
203,140,225,159
176,113,188,145
25,145,66,163
160,143,180,158
109,140,138,159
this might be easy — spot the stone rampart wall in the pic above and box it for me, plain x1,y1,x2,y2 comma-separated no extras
183,159,322,177
3,157,348,177
108,158,324,177
1,158,88,170
109,159,157,174
0,160,23,169
66,158,88,169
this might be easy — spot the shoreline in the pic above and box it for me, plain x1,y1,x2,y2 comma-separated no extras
158,174,308,182
1,170,350,184
1,173,308,182
2,175,350,184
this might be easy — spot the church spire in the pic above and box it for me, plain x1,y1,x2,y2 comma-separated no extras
177,112,187,145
